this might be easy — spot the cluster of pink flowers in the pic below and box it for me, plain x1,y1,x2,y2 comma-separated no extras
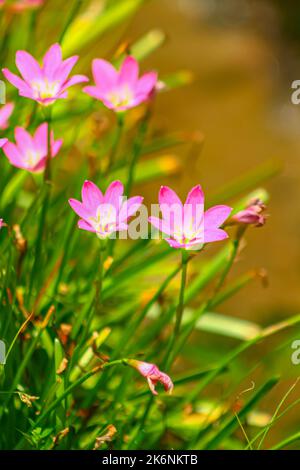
0,40,267,396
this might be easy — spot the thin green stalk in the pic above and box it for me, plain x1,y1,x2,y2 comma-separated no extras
126,111,150,195
163,250,189,370
59,0,83,43
95,239,106,314
106,113,125,173
257,376,300,450
28,113,53,304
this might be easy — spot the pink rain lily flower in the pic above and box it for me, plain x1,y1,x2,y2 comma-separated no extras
0,0,44,12
231,199,266,227
83,55,158,112
149,185,232,250
69,180,143,239
2,43,88,106
0,103,14,130
3,123,62,173
128,359,173,396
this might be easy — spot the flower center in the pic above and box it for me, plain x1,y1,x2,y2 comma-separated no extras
108,86,133,108
31,78,60,100
25,149,42,167
89,205,117,237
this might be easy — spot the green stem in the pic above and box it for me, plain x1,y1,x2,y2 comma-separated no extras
44,110,52,183
163,250,189,370
59,0,83,43
28,114,53,304
126,111,150,195
95,239,106,314
106,113,125,173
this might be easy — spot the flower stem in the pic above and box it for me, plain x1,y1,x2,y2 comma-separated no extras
126,110,150,195
95,239,106,314
163,250,189,370
106,112,125,174
44,109,52,182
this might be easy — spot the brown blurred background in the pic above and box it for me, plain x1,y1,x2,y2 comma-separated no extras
128,0,300,326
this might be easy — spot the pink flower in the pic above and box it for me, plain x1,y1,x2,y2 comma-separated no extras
0,138,8,148
149,185,232,250
0,103,14,130
0,219,4,229
69,180,143,239
3,123,62,173
231,199,266,227
0,0,44,12
2,43,88,106
83,56,158,112
128,359,173,396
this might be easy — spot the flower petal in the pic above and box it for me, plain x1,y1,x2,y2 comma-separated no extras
81,180,104,211
104,180,124,209
119,56,139,86
119,196,143,221
92,59,118,92
16,50,42,83
68,198,92,220
204,205,232,231
42,43,62,80
136,71,157,96
2,68,32,95
204,228,229,243
78,219,96,232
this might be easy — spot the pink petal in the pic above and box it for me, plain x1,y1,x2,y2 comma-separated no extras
60,74,89,92
148,216,172,236
204,228,229,243
32,156,47,173
104,180,124,209
82,85,105,101
33,122,49,157
119,56,139,86
16,50,42,83
15,127,33,152
51,137,63,157
164,238,184,249
204,205,232,231
42,43,62,80
78,219,96,232
0,138,8,148
68,198,92,220
183,185,205,235
55,55,78,82
2,68,32,95
3,142,24,167
92,59,118,93
159,185,182,209
0,102,14,130
159,185,183,233
81,180,104,211
119,196,143,221
136,71,158,96
184,184,204,207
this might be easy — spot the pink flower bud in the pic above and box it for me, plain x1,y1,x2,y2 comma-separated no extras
232,199,266,227
128,359,174,396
